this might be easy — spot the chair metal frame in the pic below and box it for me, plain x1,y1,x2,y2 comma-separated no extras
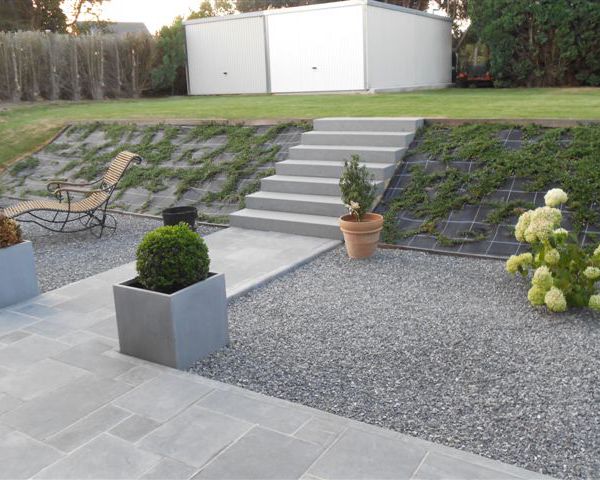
6,153,142,238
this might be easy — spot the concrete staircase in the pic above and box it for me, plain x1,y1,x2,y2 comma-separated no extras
230,117,424,240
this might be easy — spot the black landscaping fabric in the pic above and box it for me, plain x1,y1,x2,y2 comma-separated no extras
375,127,600,259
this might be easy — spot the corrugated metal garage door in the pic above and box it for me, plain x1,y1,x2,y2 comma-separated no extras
186,16,268,95
266,5,365,93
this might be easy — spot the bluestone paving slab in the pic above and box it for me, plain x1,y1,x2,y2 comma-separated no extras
30,292,69,307
29,308,104,330
23,321,75,339
115,365,162,386
193,426,324,480
139,405,252,468
0,392,23,415
0,359,88,400
45,404,131,452
35,434,160,479
85,316,118,339
0,376,131,439
52,340,136,378
109,414,160,442
56,330,101,346
140,458,198,480
198,389,312,435
413,452,523,480
0,430,63,479
0,330,31,344
113,374,212,422
307,427,428,480
0,311,38,336
7,303,59,320
0,335,70,370
293,417,348,448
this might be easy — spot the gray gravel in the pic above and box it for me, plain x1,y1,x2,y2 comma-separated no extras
193,246,600,480
12,211,220,292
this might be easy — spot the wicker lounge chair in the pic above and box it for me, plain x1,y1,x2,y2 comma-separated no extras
1,151,142,237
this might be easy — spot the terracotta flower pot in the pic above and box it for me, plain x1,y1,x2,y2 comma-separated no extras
339,213,384,259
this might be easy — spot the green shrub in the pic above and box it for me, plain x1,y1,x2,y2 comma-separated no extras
0,214,22,248
339,155,376,221
136,223,209,294
506,188,600,313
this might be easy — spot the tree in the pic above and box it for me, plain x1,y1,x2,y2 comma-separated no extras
0,0,105,33
470,0,600,87
431,0,468,39
0,1,32,32
151,17,187,95
35,0,68,32
0,0,67,32
188,0,234,18
236,0,429,13
61,0,105,32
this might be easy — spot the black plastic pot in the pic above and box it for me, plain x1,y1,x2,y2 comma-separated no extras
162,206,198,230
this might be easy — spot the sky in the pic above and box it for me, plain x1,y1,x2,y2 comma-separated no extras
81,0,445,36
81,0,204,34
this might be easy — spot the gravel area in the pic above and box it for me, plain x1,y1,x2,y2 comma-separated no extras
193,246,600,480
8,209,220,292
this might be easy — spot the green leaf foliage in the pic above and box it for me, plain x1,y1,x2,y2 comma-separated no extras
470,0,600,86
151,17,187,95
136,223,210,294
339,155,376,221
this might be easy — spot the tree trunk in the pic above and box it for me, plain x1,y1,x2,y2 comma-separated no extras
72,39,80,101
10,43,21,102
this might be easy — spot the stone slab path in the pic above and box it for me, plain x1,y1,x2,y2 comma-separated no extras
97,227,340,300
0,227,552,479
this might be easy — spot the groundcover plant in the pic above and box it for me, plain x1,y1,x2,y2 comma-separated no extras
506,188,600,313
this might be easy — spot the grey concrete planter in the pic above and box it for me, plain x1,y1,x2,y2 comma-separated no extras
0,241,40,309
113,272,229,370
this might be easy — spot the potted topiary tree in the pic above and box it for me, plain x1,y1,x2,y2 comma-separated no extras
113,223,228,369
0,214,39,308
338,155,383,259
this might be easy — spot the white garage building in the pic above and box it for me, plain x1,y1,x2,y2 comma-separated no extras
184,0,452,95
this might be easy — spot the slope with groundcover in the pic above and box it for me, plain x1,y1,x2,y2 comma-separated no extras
377,123,600,258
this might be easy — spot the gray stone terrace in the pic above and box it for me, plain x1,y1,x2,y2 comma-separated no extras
0,252,552,479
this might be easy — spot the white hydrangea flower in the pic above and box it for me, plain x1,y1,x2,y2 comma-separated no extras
589,295,600,311
514,211,532,242
544,188,568,207
545,248,560,265
528,285,546,306
505,253,533,274
532,266,553,290
521,207,562,244
553,228,569,240
583,267,600,281
544,287,567,313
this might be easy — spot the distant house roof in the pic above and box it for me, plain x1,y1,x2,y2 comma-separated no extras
77,21,150,36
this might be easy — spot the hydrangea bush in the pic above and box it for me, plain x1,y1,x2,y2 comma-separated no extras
506,188,600,313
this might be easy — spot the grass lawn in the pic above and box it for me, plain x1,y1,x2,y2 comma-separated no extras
1,87,600,169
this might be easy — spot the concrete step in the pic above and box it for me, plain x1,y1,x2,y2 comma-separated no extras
261,175,383,196
230,209,342,240
245,191,346,217
313,117,424,132
301,131,414,148
288,145,406,163
276,159,396,181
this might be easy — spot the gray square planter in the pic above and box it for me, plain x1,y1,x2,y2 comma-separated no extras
0,241,40,309
113,272,229,370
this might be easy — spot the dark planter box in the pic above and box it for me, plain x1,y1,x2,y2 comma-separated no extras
162,206,198,230
113,272,228,370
